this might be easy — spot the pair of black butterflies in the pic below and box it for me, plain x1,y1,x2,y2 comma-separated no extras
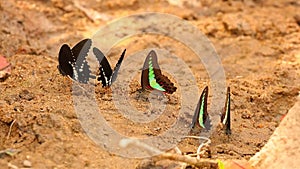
58,39,177,94
191,86,231,135
58,39,125,86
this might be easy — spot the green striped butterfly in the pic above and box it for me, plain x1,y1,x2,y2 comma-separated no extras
191,86,211,129
141,50,177,94
221,87,231,135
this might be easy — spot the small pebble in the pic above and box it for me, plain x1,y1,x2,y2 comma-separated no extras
23,160,32,167
19,89,35,101
241,110,252,119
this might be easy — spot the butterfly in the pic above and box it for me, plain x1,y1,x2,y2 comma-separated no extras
141,50,177,94
191,86,211,130
58,38,93,83
93,47,126,87
221,87,231,135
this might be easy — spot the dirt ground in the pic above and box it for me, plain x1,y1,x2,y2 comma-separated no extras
0,0,299,168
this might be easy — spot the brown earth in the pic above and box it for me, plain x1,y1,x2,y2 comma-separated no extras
0,0,299,168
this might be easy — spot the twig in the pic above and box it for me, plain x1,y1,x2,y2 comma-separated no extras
7,163,19,169
157,152,217,168
173,146,187,169
184,136,211,159
183,136,211,142
0,149,21,157
7,119,16,139
174,146,182,154
119,138,218,168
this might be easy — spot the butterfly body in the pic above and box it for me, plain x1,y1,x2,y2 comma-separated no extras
93,47,126,87
58,39,92,83
141,50,177,94
221,87,231,135
191,86,211,130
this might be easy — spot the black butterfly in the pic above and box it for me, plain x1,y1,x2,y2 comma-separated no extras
93,47,126,87
191,86,211,130
141,50,177,94
58,39,93,83
221,87,231,135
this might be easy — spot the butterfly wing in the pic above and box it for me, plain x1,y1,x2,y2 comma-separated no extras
72,39,92,83
155,74,177,94
71,39,91,60
111,49,126,84
221,87,231,135
93,47,113,87
141,50,177,94
141,51,152,90
58,44,75,77
191,86,210,129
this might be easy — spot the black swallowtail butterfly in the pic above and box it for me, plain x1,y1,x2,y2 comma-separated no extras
58,38,93,83
93,47,126,87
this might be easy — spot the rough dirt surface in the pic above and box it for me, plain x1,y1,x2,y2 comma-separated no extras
250,94,300,169
0,0,299,168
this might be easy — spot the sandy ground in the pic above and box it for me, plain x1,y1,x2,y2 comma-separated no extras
0,0,299,168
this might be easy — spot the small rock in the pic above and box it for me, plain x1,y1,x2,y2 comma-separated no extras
4,94,20,105
256,45,276,57
23,159,32,167
153,127,161,132
222,14,254,35
14,105,24,112
241,110,252,119
19,89,35,101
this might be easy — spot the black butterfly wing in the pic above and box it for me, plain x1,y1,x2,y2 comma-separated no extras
58,44,76,77
191,86,210,129
141,50,177,94
221,87,231,135
141,51,153,90
111,49,126,84
93,47,113,87
72,39,92,83
71,39,91,60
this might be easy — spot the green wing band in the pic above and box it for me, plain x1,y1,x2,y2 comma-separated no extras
148,59,165,91
198,92,206,128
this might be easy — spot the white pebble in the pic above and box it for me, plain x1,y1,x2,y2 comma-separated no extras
23,160,32,167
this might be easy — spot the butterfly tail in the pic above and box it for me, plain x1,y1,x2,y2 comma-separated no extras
156,74,177,94
111,49,126,84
